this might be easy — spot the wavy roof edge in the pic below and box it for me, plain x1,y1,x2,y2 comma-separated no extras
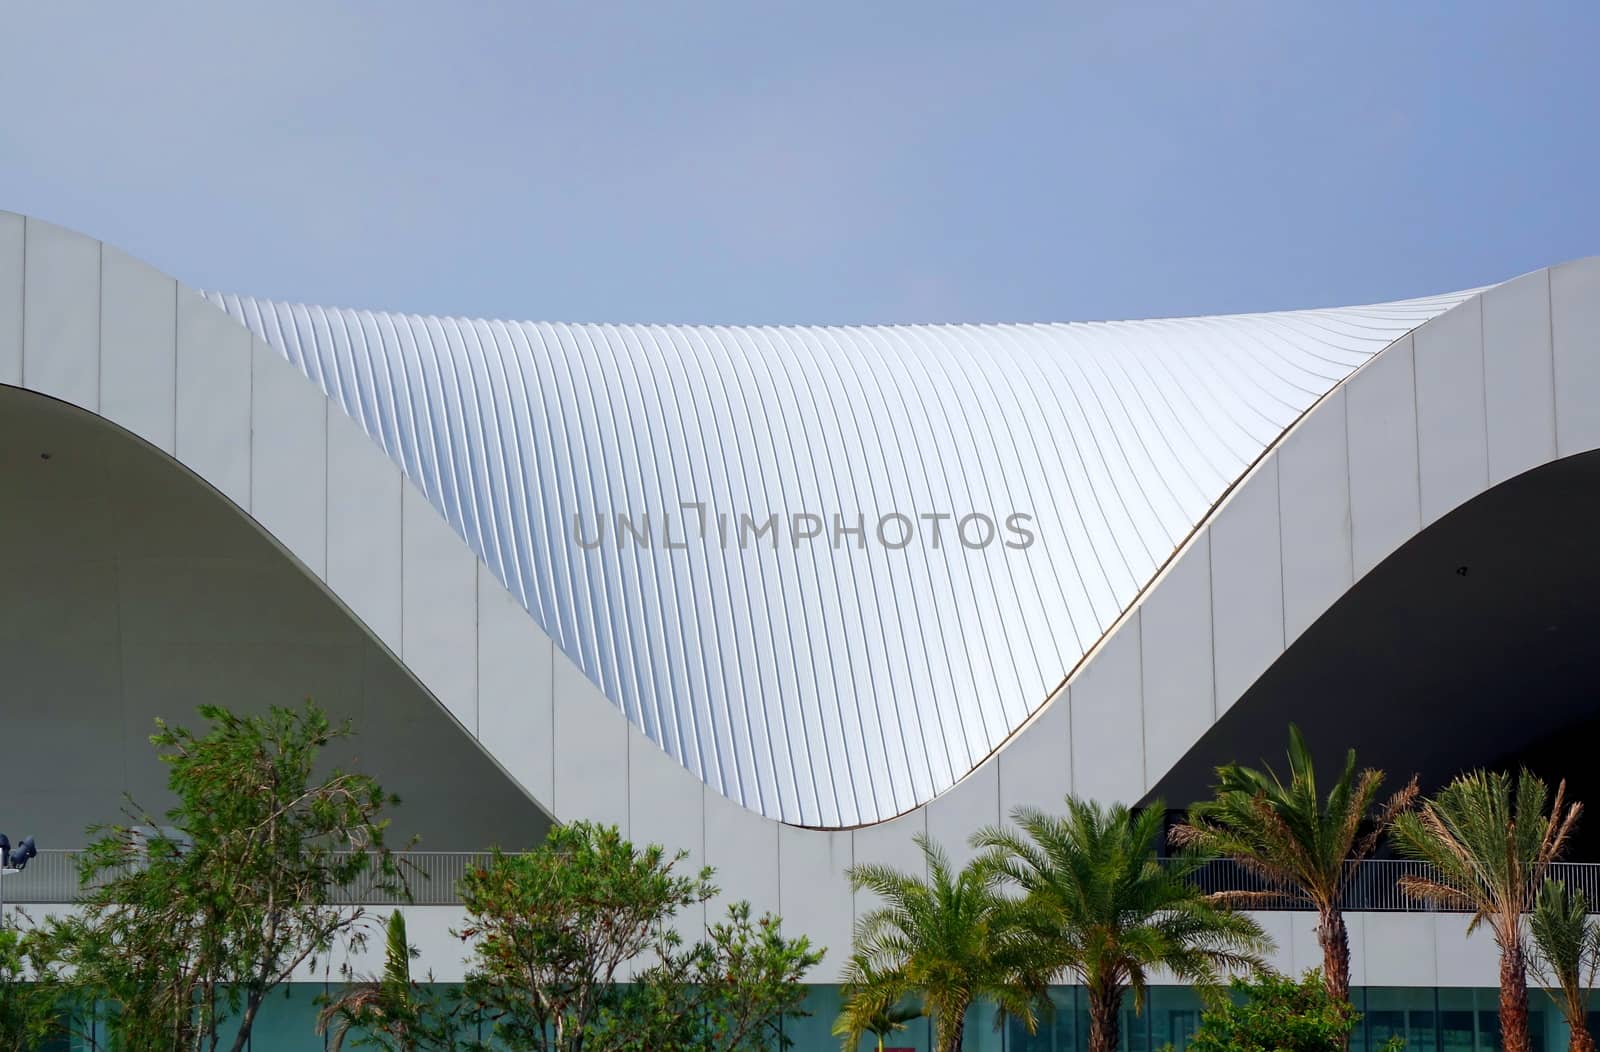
203,281,1483,826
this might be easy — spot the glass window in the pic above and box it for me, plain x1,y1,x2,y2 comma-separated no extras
1529,1006,1548,1052
1147,986,1205,1052
245,983,326,1050
1437,987,1477,1052
1007,987,1081,1052
789,984,933,1052
1365,987,1436,1052
961,1000,1006,1052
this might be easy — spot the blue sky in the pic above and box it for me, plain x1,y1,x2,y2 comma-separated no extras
2,3,1596,325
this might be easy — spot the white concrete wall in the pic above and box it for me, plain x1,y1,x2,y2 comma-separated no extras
300,906,1517,989
0,898,1509,990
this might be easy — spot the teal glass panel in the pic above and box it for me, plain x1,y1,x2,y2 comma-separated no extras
1364,986,1436,1051
1146,985,1205,1052
246,982,326,1050
1437,987,1478,1052
1006,986,1079,1052
960,999,1005,1052
1530,1003,1550,1052
100,982,1587,1051
789,982,935,1052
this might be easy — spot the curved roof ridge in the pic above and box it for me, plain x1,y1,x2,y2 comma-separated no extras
208,284,1484,337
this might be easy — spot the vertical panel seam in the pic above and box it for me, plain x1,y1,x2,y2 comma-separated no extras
18,218,26,388
247,309,255,514
474,557,482,738
849,827,858,938
1202,533,1216,724
1135,609,1147,793
1342,388,1356,585
625,686,632,840
1546,268,1560,456
1275,455,1286,651
1206,533,1219,723
171,282,178,450
1066,684,1076,797
323,398,331,581
1411,334,1425,522
1430,914,1440,986
549,638,556,805
95,240,104,413
1477,297,1490,488
701,775,708,936
249,342,260,514
549,629,556,813
399,486,407,672
847,828,856,972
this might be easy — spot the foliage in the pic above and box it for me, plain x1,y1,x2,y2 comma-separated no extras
458,822,816,1052
1529,880,1600,1052
318,911,466,1052
458,822,712,1051
1170,724,1416,1001
44,702,408,1052
1390,768,1581,1052
1390,768,1579,932
831,993,921,1052
1183,969,1399,1052
840,833,1053,1052
975,798,1271,1052
0,925,62,1052
620,901,823,1052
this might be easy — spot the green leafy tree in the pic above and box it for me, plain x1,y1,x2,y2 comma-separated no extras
1170,724,1417,1004
1184,969,1399,1052
622,901,822,1052
46,702,408,1052
1390,768,1582,1052
1529,879,1600,1052
976,798,1271,1052
318,911,465,1052
458,823,713,1051
458,822,817,1052
840,833,1051,1052
0,925,62,1052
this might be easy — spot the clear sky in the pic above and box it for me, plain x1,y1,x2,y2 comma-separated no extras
2,3,1596,326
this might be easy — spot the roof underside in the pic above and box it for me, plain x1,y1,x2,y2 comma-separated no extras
206,290,1475,826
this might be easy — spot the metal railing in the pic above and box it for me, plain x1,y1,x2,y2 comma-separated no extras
1180,857,1600,912
9,850,1600,912
0,850,492,907
0,849,81,906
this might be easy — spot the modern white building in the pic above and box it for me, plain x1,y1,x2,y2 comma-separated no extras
3,209,1599,1050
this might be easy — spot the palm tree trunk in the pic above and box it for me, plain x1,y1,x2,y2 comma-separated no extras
1570,1021,1596,1052
1499,939,1532,1052
1088,981,1123,1052
1317,906,1352,1003
936,1003,969,1052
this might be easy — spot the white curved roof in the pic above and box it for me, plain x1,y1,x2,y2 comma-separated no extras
205,289,1474,826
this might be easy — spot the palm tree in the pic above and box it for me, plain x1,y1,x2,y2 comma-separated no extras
975,797,1272,1052
1390,769,1582,1052
841,833,1052,1052
831,991,922,1052
317,911,435,1052
1169,724,1417,1003
1530,879,1600,1052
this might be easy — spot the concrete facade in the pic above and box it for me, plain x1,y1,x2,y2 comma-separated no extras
2,212,1598,986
